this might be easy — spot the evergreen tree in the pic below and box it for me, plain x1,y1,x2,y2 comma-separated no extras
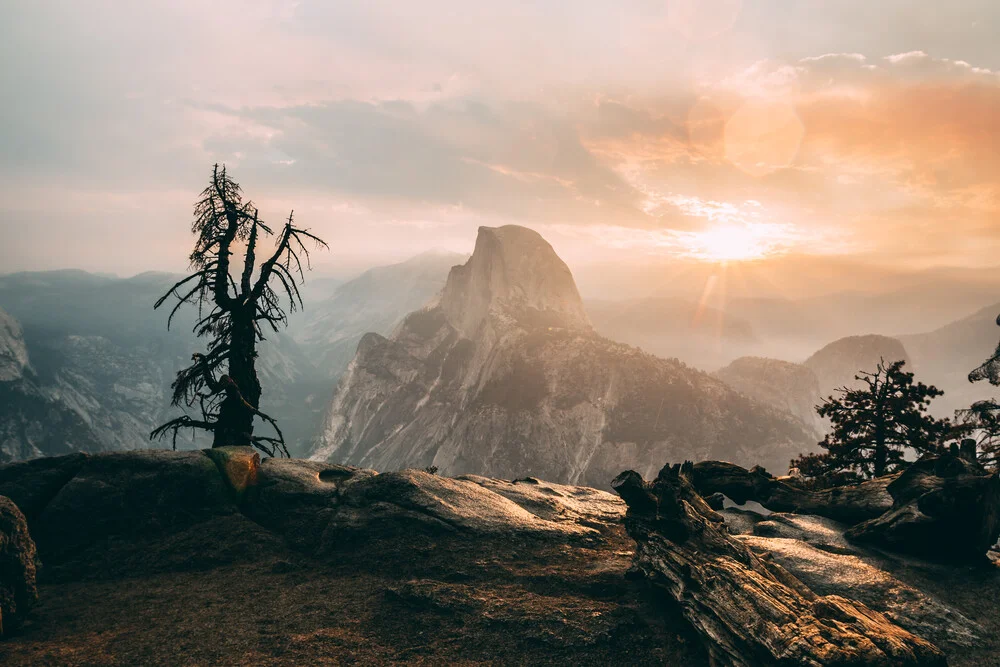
955,400,1000,470
792,359,950,480
967,312,1000,469
151,165,328,456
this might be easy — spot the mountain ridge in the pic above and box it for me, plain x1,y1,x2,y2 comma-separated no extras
312,225,814,484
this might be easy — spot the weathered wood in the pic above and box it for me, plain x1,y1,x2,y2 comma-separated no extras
846,454,1000,562
613,465,946,667
689,460,895,525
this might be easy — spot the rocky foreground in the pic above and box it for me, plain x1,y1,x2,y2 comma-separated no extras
0,449,998,665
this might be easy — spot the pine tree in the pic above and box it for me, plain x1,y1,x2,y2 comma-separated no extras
967,312,1000,469
955,400,1000,470
792,359,951,480
151,164,328,456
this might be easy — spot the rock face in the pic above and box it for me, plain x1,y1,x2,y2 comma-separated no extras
296,251,465,379
804,334,911,398
0,496,37,636
0,271,330,459
612,464,946,667
439,226,591,338
715,357,822,430
312,225,814,486
0,307,107,463
0,309,29,383
846,454,1000,562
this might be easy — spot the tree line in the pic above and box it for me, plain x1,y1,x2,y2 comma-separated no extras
791,350,1000,484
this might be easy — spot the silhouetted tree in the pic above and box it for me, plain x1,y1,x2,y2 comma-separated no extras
968,315,1000,469
956,400,1000,470
151,164,328,455
791,359,951,480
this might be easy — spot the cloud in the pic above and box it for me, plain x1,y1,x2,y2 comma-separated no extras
202,98,650,228
4,1,1000,273
569,50,1000,266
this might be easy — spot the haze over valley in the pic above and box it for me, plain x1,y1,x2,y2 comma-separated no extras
3,224,998,468
4,2,1000,665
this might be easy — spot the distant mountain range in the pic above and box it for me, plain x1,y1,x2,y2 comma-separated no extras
310,225,816,484
2,237,998,471
586,296,757,371
900,303,1000,416
0,271,344,460
715,357,822,430
0,257,464,462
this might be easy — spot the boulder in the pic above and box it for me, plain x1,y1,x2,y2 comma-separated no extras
689,460,895,525
458,475,626,532
0,453,87,519
243,463,625,554
33,450,237,565
612,464,946,667
204,447,260,501
846,454,1000,562
327,469,611,547
244,459,372,550
0,496,37,636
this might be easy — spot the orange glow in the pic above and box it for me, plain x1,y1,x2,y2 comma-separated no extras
724,100,805,177
681,224,777,262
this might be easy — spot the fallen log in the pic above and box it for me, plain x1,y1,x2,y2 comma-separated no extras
846,454,1000,562
688,460,895,525
613,464,946,667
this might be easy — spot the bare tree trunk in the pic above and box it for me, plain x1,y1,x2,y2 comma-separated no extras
213,308,261,448
873,431,888,477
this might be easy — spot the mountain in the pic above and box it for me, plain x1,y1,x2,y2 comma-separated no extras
805,282,1000,343
900,303,1000,416
717,282,1000,369
714,357,822,430
0,305,106,461
295,251,465,378
803,334,911,399
0,307,29,382
311,225,814,485
587,297,757,371
0,271,325,459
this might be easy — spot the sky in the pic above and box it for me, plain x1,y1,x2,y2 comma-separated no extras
2,0,1000,289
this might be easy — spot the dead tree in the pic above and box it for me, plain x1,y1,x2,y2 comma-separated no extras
151,164,328,456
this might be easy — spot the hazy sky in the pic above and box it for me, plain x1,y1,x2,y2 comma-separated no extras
2,0,999,281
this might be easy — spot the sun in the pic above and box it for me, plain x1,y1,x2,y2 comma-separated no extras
683,224,774,262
